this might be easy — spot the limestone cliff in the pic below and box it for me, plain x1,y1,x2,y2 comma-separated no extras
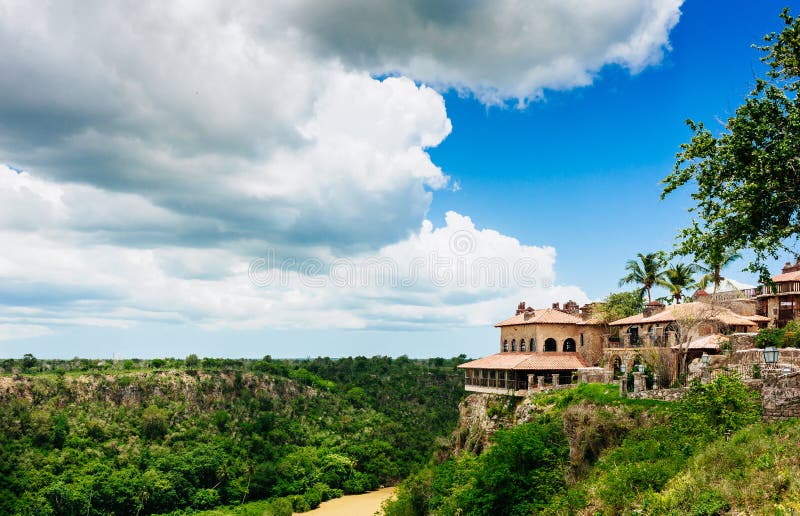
451,391,652,481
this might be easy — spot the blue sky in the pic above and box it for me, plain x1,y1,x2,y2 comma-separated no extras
0,0,794,359
428,0,788,298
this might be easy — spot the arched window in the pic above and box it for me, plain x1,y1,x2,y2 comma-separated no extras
511,339,517,352
563,338,576,352
530,338,536,352
520,339,526,352
544,338,557,352
503,340,508,352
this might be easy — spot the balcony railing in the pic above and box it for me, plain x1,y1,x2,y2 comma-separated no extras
464,376,521,390
709,281,800,301
611,331,678,348
464,374,574,391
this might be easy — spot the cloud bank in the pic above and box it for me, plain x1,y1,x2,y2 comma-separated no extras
0,1,683,340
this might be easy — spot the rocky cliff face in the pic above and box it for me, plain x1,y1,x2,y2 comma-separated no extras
451,392,654,480
452,393,547,454
0,370,308,408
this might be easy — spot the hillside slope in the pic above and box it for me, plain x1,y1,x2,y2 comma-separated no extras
384,378,800,515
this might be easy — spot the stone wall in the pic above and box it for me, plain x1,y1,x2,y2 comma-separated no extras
577,367,612,384
729,347,800,367
728,333,757,352
628,387,688,401
762,372,800,421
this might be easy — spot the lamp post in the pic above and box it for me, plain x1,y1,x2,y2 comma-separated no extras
620,364,627,374
700,352,710,382
763,346,779,365
637,364,645,373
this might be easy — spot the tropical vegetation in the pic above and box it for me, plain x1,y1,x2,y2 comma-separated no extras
383,376,789,515
0,355,466,515
696,249,742,294
618,252,666,303
662,8,800,281
657,262,699,303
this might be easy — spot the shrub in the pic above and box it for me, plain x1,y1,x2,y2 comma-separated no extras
185,354,200,368
21,353,38,371
141,406,168,439
269,497,294,516
755,327,785,348
214,410,230,432
784,320,800,348
676,376,761,433
192,488,220,509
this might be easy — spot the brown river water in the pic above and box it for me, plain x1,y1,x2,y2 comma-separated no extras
294,487,396,516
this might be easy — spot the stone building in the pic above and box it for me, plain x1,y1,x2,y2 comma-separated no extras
706,259,800,328
755,260,800,327
458,301,605,396
604,300,759,376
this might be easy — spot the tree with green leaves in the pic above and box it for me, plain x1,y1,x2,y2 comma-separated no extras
618,252,666,303
696,248,741,294
658,263,699,303
595,291,644,324
662,8,800,281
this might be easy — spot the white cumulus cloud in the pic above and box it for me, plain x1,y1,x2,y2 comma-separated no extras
0,1,682,341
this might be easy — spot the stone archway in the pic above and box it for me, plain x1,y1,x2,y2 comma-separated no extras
544,338,557,352
611,355,622,376
563,338,576,352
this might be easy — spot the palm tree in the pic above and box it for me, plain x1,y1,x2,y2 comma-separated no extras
619,252,667,303
658,263,699,303
697,249,741,294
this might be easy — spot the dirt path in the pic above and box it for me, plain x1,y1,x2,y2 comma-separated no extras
295,487,396,516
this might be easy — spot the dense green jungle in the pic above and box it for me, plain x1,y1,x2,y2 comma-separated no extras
0,355,466,515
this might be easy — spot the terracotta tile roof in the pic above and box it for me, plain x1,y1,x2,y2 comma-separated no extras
494,308,586,327
457,352,587,371
578,317,604,325
607,313,646,326
609,302,758,329
773,270,800,282
670,333,726,350
746,314,772,322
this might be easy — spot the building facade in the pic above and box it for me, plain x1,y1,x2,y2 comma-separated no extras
458,301,605,396
707,259,800,328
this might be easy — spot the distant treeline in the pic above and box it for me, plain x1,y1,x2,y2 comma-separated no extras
1,353,469,376
0,354,468,515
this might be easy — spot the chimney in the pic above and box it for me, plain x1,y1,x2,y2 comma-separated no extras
563,300,580,315
516,301,526,315
523,307,535,321
552,302,560,310
782,260,800,274
643,301,665,318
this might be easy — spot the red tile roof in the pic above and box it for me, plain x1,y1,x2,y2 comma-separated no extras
609,302,757,329
773,269,800,282
670,333,725,350
457,352,587,371
494,308,586,327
